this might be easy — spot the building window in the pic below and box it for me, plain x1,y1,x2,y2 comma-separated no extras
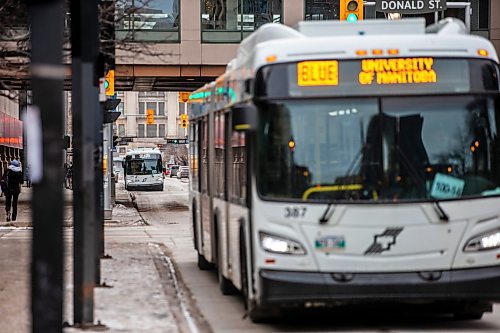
159,124,166,137
305,0,340,21
139,101,166,116
116,0,180,42
138,124,145,138
147,124,157,137
117,101,125,116
158,102,165,115
201,0,282,42
146,101,157,114
118,124,126,136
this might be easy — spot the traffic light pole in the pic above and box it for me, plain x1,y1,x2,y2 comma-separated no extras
71,0,100,326
27,1,65,332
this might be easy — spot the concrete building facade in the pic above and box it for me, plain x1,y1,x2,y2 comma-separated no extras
115,0,499,91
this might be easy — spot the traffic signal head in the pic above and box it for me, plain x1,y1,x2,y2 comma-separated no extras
340,0,363,22
180,114,188,129
146,109,154,125
105,70,115,96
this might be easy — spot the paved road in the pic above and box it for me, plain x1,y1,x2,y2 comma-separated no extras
126,177,500,333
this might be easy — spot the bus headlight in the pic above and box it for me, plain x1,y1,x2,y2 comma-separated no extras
464,229,500,252
260,232,306,255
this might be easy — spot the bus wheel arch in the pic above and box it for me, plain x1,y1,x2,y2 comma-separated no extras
239,222,277,322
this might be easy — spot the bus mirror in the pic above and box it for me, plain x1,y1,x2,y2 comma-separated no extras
232,104,257,132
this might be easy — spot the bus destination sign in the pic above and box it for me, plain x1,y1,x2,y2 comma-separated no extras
376,0,446,14
359,57,437,85
297,60,339,86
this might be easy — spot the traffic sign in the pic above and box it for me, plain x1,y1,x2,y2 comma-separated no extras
146,109,154,124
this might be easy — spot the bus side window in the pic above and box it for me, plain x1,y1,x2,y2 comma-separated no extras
231,130,247,206
201,117,209,194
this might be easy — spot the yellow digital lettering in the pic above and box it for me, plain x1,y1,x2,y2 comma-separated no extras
424,58,434,71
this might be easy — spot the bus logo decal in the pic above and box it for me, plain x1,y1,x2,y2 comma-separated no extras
364,227,403,255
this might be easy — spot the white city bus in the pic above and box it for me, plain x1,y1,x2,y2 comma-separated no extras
188,18,500,322
123,148,164,191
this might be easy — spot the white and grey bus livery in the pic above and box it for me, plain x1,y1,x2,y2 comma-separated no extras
123,148,164,191
188,18,500,322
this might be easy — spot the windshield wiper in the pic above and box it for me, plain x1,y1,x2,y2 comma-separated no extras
319,203,335,224
432,200,449,222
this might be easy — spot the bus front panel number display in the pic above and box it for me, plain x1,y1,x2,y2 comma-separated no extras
297,60,339,86
359,57,437,85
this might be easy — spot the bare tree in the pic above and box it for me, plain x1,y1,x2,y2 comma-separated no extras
0,0,176,100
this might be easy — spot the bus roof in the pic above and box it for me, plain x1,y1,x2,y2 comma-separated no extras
126,148,162,157
239,18,497,71
189,18,498,116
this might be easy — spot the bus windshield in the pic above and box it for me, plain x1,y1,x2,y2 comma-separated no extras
257,95,500,202
126,159,162,175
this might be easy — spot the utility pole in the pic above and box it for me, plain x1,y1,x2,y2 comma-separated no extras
71,0,100,326
26,0,65,332
101,0,116,222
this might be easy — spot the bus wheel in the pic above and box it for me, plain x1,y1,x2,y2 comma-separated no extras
197,253,212,270
239,230,276,323
453,311,484,320
453,302,488,320
217,237,238,295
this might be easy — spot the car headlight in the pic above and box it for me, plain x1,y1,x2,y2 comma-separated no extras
260,232,306,255
464,229,500,252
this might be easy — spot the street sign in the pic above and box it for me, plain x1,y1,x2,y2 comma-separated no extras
146,108,154,124
166,138,188,144
179,92,190,103
105,70,115,96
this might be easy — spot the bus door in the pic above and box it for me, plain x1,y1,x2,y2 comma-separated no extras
200,116,214,262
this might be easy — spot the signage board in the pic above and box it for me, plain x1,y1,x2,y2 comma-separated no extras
376,0,447,14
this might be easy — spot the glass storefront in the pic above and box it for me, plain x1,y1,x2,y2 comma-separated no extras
304,0,490,39
201,0,282,42
116,0,179,42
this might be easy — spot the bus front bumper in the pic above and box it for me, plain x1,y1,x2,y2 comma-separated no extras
259,266,500,305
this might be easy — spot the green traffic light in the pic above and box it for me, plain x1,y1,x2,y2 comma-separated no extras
104,80,109,89
347,13,358,22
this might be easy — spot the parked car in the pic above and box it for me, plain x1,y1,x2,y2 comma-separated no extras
169,165,179,178
176,166,189,179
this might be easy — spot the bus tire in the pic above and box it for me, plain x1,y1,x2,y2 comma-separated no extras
453,302,487,320
197,253,212,270
239,229,276,323
453,311,484,320
217,233,238,295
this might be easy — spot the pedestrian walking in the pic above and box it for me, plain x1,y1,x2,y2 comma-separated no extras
2,160,24,222
25,165,31,188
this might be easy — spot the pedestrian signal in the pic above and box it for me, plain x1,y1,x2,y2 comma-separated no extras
340,0,363,22
147,109,154,124
105,70,115,96
180,114,188,128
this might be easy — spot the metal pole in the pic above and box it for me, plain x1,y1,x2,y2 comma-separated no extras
71,0,100,325
27,0,65,332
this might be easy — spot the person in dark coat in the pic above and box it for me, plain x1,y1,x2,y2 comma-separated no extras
4,159,23,221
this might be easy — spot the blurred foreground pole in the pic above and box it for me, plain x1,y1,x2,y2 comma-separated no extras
27,0,65,332
71,0,100,325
